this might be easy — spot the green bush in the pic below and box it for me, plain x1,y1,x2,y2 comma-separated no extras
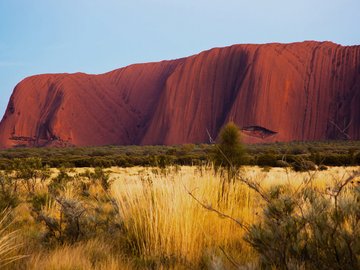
12,158,51,194
354,152,360,164
257,154,278,167
30,192,49,212
0,172,19,211
31,168,120,245
0,141,360,169
213,122,246,180
318,165,328,171
291,159,317,172
275,160,290,168
322,154,352,166
245,172,360,269
79,168,112,191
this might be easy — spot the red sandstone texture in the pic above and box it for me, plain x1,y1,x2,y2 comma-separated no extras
0,41,359,148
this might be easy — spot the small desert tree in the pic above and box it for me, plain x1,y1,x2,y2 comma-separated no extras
12,158,51,194
214,122,245,181
213,122,246,201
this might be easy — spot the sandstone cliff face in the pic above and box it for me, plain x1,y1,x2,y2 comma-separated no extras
1,41,359,148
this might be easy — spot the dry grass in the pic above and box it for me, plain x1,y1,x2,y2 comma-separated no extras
110,165,359,268
112,168,256,267
0,210,26,268
3,165,359,269
26,239,132,270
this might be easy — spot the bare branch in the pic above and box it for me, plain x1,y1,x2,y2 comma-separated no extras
184,185,250,232
237,175,270,203
206,129,216,144
219,246,241,269
206,127,270,203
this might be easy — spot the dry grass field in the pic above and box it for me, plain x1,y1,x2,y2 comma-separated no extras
1,165,359,269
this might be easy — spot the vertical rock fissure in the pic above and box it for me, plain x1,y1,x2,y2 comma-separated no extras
36,83,64,146
302,45,320,140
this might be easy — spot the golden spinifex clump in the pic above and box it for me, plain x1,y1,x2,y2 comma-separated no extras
0,156,359,269
0,210,25,267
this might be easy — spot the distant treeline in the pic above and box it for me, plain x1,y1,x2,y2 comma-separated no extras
0,141,359,169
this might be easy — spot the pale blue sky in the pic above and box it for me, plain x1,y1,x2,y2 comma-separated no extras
1,0,359,117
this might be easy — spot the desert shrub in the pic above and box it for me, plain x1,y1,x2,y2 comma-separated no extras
242,154,255,165
355,152,360,164
290,146,306,155
79,168,112,191
57,197,86,243
256,154,278,167
0,158,12,170
93,167,112,191
261,166,272,172
213,122,245,180
33,195,86,244
244,171,360,269
0,174,19,212
26,167,120,246
115,156,131,167
1,141,360,169
30,192,50,212
89,149,108,157
33,193,119,245
291,159,317,172
12,158,51,194
275,160,290,168
48,167,72,195
165,148,177,155
309,151,323,165
348,148,357,165
322,154,352,166
154,155,175,169
92,158,115,168
318,164,328,171
175,154,200,165
70,157,93,167
46,158,71,168
180,144,195,154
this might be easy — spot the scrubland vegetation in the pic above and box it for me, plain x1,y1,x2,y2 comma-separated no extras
0,140,360,169
0,160,358,269
0,126,359,269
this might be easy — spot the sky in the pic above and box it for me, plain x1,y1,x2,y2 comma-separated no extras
1,0,359,117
